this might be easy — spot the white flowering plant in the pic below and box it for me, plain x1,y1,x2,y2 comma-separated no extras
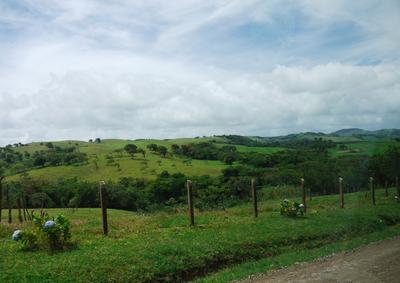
33,214,71,250
12,213,71,252
280,199,305,217
12,229,38,250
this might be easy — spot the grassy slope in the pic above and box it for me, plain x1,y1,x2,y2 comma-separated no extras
8,137,397,182
1,188,399,282
329,140,398,157
9,138,284,182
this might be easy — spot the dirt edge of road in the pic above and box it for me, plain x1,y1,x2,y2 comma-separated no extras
238,235,400,283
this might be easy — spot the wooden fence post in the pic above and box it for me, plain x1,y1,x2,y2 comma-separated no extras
0,176,3,223
251,178,258,218
339,177,344,208
7,184,12,224
301,178,306,213
187,180,195,226
384,180,388,197
99,181,108,236
396,176,400,203
17,198,23,223
22,198,27,221
369,177,375,205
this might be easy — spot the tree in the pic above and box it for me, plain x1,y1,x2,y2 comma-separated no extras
124,144,138,158
223,155,235,165
95,138,101,143
171,144,180,154
157,146,168,157
33,155,46,167
369,146,400,184
147,144,158,152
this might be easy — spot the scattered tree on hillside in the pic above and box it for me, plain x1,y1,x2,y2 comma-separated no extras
223,155,235,165
147,144,158,152
124,144,138,158
157,146,168,157
146,144,167,157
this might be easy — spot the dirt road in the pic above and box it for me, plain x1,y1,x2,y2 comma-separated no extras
239,236,400,283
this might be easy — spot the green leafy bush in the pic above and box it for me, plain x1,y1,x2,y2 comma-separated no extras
280,199,305,217
12,230,38,250
13,214,71,252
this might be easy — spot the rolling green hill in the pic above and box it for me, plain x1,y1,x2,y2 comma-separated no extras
7,137,284,182
331,128,400,140
3,128,398,183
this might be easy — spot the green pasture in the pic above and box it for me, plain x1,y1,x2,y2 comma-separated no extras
9,138,285,182
330,140,398,157
1,188,399,282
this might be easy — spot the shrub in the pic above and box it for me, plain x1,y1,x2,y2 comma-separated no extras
33,214,71,250
13,214,71,252
12,229,38,250
280,199,305,217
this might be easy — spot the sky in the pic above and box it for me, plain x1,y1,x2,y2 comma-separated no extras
0,0,399,145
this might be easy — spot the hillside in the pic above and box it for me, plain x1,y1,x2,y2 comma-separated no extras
2,129,399,183
330,128,400,140
259,128,400,143
6,137,284,182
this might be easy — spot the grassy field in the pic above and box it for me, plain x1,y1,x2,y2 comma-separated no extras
9,137,396,183
1,188,399,282
329,140,398,157
9,138,286,182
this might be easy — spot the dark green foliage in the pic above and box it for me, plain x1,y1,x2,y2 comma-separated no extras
369,146,400,185
45,142,54,149
124,144,138,158
158,145,168,157
220,135,266,147
173,142,239,164
147,144,168,157
264,137,336,151
147,143,159,152
0,145,88,174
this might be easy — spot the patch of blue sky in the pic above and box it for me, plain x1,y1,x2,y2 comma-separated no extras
0,0,52,27
318,21,366,51
227,10,310,50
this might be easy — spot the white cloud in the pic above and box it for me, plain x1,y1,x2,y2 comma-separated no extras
0,0,399,145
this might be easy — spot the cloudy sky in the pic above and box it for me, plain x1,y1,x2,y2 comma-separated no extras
0,0,399,145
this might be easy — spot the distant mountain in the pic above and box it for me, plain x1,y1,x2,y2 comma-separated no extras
330,128,400,140
257,128,400,143
330,128,369,136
